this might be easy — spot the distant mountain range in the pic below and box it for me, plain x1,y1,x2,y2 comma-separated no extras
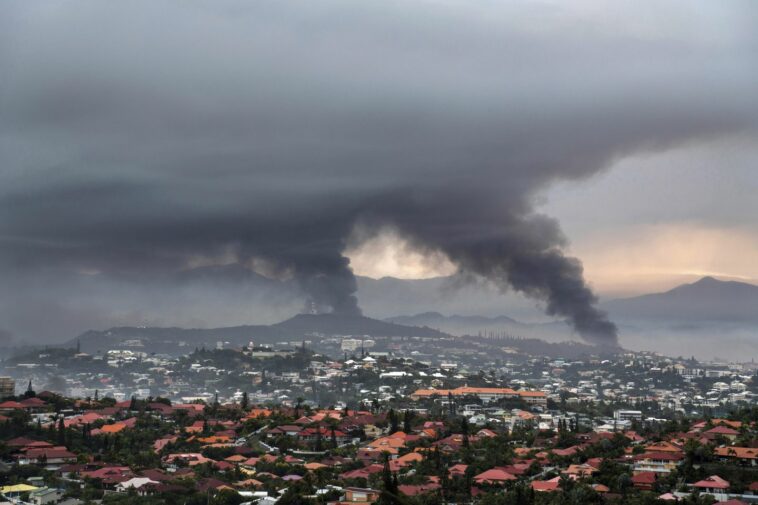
602,276,758,323
274,313,446,339
10,269,758,360
380,277,758,353
385,312,529,336
68,313,448,355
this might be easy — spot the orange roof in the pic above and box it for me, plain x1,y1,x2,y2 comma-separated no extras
412,386,518,397
235,478,263,488
245,408,272,419
369,437,406,449
198,435,232,444
563,463,598,476
518,391,546,398
397,452,423,464
516,411,537,420
305,462,328,470
411,389,448,397
456,386,518,395
644,441,683,454
592,484,610,493
693,419,742,430
421,428,437,438
100,423,127,434
715,447,758,459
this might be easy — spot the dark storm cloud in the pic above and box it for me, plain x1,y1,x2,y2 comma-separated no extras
1,0,757,344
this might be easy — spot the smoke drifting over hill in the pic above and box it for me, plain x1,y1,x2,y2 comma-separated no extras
1,1,756,345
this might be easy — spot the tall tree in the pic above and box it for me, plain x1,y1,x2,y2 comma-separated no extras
377,453,399,505
403,410,413,433
57,417,66,446
388,409,399,434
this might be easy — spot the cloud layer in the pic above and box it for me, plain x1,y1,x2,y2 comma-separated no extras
1,0,756,344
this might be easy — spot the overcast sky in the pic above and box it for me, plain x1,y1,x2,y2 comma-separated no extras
351,138,758,296
542,139,758,296
1,0,757,343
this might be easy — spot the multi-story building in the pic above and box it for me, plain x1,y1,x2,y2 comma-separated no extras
341,338,375,352
0,376,15,398
614,409,643,422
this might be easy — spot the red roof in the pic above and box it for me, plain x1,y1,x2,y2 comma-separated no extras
214,461,235,471
552,446,579,457
693,475,730,490
398,483,441,496
532,478,560,492
24,447,76,460
19,397,47,407
341,464,383,480
635,451,685,461
706,426,739,436
82,466,132,481
632,472,657,485
448,464,468,476
6,437,45,447
474,468,517,484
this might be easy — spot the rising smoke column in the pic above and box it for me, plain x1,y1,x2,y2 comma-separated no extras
358,184,620,345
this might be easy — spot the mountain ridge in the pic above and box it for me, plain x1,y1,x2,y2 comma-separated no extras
66,313,449,354
603,276,758,322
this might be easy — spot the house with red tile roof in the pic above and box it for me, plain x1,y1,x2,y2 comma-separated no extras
643,441,683,454
153,436,178,453
633,451,684,474
692,475,730,495
164,453,213,466
5,437,53,450
267,425,302,437
19,446,77,466
340,464,384,481
448,464,468,477
631,471,657,491
411,386,546,405
532,477,560,492
551,446,580,457
18,397,48,411
704,425,740,441
714,446,758,465
473,467,517,485
398,482,441,496
562,463,598,479
0,400,24,411
692,419,742,431
81,466,134,485
592,483,610,493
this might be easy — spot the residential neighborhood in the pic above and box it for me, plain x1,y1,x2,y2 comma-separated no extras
3,338,758,504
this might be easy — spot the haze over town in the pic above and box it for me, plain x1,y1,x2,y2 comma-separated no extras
3,3,758,505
